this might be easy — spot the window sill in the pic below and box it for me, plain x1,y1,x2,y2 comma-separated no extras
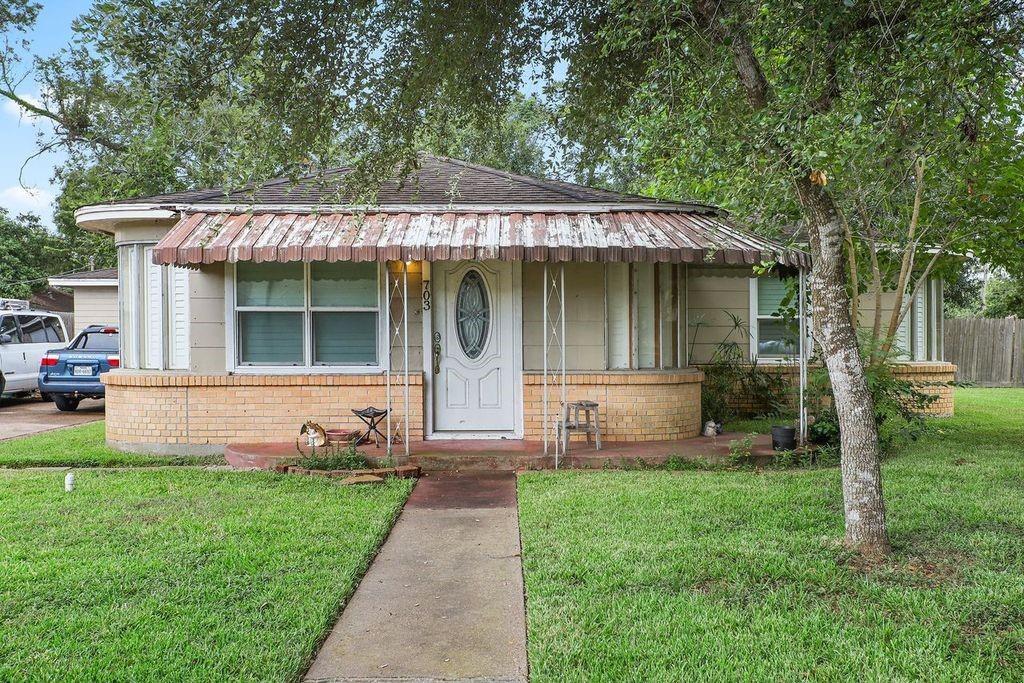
230,365,386,375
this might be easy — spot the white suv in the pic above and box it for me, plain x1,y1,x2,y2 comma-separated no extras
0,300,69,397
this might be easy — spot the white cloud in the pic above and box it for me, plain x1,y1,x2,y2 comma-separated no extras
0,185,55,216
3,92,44,122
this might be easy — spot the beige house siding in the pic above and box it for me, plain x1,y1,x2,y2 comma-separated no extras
685,266,752,364
389,261,424,372
189,264,227,373
522,262,607,371
71,286,119,333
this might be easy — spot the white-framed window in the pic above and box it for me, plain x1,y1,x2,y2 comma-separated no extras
230,261,383,370
118,243,190,370
749,275,802,360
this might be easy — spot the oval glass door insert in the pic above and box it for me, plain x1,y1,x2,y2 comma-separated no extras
455,269,490,359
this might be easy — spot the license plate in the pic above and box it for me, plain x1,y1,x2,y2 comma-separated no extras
72,365,94,376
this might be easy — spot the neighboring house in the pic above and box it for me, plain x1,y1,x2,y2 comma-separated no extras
48,268,119,334
74,156,953,456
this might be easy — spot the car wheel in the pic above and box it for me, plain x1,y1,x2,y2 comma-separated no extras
53,395,80,412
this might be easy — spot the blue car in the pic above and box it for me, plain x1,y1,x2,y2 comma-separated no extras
38,325,119,411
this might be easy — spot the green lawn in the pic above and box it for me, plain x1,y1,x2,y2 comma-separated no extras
0,469,412,681
518,388,1024,681
0,420,223,468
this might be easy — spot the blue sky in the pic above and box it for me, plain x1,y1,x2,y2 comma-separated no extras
1,0,93,228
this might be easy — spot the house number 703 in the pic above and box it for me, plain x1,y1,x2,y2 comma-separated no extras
422,280,431,310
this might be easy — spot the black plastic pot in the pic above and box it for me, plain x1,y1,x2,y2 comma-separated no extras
771,425,797,451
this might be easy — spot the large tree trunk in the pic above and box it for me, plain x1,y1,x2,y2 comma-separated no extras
696,0,891,557
796,175,891,557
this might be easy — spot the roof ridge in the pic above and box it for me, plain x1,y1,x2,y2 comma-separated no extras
433,155,629,202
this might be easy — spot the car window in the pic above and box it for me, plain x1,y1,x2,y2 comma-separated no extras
16,315,50,343
43,317,66,343
0,315,20,343
71,330,119,352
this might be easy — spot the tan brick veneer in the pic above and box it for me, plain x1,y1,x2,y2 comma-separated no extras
522,371,704,442
103,369,703,453
890,362,956,417
706,362,956,418
103,372,423,455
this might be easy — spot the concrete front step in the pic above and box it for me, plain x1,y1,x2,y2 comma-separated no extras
225,433,792,472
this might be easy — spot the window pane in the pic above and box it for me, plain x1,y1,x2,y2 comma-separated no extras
313,312,377,364
311,262,377,307
17,316,48,343
73,331,119,351
757,276,789,316
757,318,797,357
0,315,21,343
43,318,64,342
236,262,304,307
238,311,304,364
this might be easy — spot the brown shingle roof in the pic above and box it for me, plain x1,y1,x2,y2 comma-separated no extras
111,156,717,212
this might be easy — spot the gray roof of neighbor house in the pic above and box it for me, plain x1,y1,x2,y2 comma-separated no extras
49,267,119,282
105,155,808,268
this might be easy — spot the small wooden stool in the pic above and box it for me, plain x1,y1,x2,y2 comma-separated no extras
559,400,602,453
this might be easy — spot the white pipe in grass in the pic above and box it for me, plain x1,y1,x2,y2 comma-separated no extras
64,471,74,492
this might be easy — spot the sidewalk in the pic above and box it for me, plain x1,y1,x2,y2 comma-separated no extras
304,472,528,682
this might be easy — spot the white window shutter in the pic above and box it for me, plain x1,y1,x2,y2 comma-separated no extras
168,266,190,370
913,287,926,361
143,248,164,369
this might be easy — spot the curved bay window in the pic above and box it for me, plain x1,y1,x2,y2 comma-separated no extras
233,261,380,369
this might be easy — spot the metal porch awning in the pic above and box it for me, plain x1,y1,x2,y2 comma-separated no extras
151,211,809,267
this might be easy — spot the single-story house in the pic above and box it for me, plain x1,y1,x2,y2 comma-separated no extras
74,156,953,456
48,268,119,334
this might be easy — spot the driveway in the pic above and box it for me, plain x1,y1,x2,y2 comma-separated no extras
0,397,105,441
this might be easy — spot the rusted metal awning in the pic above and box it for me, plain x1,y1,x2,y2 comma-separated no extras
152,211,809,267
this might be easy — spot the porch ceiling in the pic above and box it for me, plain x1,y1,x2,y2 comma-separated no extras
151,210,809,268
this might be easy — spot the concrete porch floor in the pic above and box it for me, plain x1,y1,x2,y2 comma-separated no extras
226,432,780,471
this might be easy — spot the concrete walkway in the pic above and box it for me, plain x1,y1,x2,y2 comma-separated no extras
304,472,528,683
0,397,105,441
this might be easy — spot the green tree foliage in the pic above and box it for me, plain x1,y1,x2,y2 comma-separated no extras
0,210,62,299
982,276,1024,319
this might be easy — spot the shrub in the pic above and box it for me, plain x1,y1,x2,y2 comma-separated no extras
294,441,370,471
808,361,935,456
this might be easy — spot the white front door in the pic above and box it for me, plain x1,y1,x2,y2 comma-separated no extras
432,261,518,434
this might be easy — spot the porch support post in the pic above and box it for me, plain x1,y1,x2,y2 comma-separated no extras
386,262,392,458
798,267,808,446
543,263,549,457
403,261,409,456
542,262,566,466
385,260,410,458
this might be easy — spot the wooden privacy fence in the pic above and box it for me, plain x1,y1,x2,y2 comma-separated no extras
944,317,1024,386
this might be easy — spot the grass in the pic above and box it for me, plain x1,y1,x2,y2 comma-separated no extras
0,421,223,468
518,388,1024,681
0,468,412,681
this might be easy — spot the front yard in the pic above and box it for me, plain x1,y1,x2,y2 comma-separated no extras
519,388,1024,681
0,421,221,468
0,469,411,681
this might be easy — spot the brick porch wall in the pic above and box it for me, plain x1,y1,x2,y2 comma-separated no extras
522,371,704,442
102,372,423,454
